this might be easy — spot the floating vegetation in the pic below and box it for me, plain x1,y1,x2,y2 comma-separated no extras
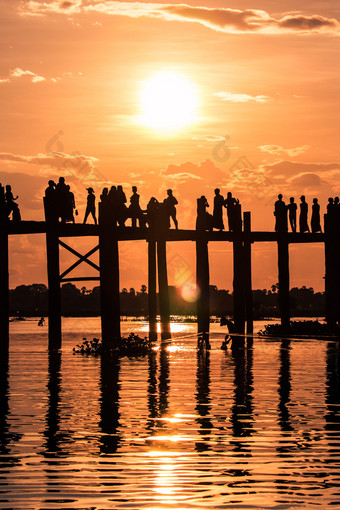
259,320,340,338
73,333,153,357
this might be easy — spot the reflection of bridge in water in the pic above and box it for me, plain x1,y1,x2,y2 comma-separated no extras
0,208,339,351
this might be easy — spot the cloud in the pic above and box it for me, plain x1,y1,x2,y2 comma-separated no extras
22,0,82,15
0,68,82,85
259,145,310,157
0,151,100,181
264,160,340,179
0,67,46,84
214,92,272,103
20,2,340,35
288,172,325,187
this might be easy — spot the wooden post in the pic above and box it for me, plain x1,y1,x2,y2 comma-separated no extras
243,212,253,337
99,213,121,347
196,238,210,340
148,240,157,341
233,236,245,334
0,221,9,354
277,238,290,329
46,227,62,349
324,214,337,329
157,240,171,341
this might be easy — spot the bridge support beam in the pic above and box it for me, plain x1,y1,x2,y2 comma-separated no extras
196,238,210,342
324,214,339,329
277,238,290,329
233,239,245,334
157,240,171,342
243,212,253,338
0,223,9,354
99,226,121,347
148,240,157,341
46,228,62,349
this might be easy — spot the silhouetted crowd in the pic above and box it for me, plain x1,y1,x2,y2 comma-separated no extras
40,179,340,234
274,194,340,233
44,178,77,223
44,178,179,230
197,189,242,232
0,183,21,221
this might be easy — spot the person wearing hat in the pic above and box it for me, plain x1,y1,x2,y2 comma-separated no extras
164,189,178,229
83,187,97,225
299,195,310,233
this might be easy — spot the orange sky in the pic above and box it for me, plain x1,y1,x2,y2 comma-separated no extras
1,0,340,292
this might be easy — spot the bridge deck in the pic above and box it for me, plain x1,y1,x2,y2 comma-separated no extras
3,221,325,243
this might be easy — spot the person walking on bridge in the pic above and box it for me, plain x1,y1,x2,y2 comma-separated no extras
83,187,97,225
164,189,178,229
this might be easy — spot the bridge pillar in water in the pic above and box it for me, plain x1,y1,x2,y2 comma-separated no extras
324,213,338,329
99,218,121,347
243,212,253,337
277,238,290,329
157,240,171,341
148,239,157,341
196,238,210,341
0,221,9,354
46,227,62,349
233,237,245,334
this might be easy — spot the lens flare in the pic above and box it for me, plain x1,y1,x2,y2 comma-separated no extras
181,282,200,303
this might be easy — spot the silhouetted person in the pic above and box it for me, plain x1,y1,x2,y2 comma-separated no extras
224,192,240,231
116,185,127,226
65,185,76,223
83,187,97,224
44,180,57,222
129,186,142,228
213,188,225,231
287,197,297,233
311,198,322,233
55,177,68,222
0,184,6,221
158,200,172,231
108,185,117,225
299,195,310,233
327,197,334,215
146,197,159,229
334,197,340,226
100,187,109,202
5,185,21,221
274,194,287,232
38,317,45,326
233,199,242,231
164,189,178,229
196,195,212,231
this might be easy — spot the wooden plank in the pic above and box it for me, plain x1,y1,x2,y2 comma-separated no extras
60,276,100,282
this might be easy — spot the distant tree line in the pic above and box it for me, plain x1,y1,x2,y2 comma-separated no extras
9,282,325,318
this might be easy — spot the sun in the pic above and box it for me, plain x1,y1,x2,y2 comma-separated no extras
139,71,199,133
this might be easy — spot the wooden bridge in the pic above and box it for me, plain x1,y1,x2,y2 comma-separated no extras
0,208,338,352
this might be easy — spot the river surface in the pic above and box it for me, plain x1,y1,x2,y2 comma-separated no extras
1,318,340,509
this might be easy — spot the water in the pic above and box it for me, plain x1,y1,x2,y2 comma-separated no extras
1,318,340,509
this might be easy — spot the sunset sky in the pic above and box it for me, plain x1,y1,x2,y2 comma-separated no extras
1,0,339,292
